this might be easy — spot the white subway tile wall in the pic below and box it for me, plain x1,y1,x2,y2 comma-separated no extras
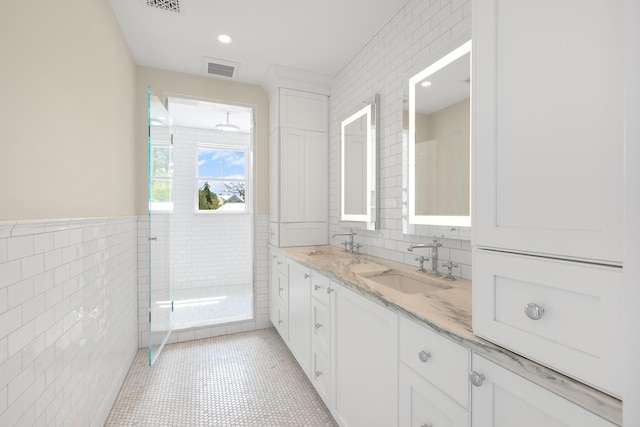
0,217,138,426
137,215,271,348
329,0,472,279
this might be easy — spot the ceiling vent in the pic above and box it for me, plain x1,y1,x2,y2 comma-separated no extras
202,57,241,80
144,0,182,13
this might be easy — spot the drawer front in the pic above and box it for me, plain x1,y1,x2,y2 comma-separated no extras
399,364,470,427
311,272,331,306
311,350,331,405
473,248,622,397
399,316,470,409
274,302,287,341
312,299,330,356
471,354,616,427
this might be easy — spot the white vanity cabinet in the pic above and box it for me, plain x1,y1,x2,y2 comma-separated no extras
472,0,624,264
470,354,616,427
399,316,471,427
472,0,625,397
270,88,329,247
286,259,312,377
269,250,287,340
331,285,398,427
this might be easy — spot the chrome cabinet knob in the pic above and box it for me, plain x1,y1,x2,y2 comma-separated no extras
304,273,310,279
315,323,323,330
469,371,485,387
524,303,545,320
277,261,282,265
314,284,321,291
278,320,283,325
272,254,277,259
421,424,433,427
326,287,334,294
418,350,431,363
315,371,322,378
279,287,284,292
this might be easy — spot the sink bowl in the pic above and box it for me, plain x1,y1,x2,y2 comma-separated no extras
363,271,451,294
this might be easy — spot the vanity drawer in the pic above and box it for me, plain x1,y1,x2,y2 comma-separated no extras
310,272,332,306
399,316,471,409
311,349,331,406
473,249,623,397
312,298,331,356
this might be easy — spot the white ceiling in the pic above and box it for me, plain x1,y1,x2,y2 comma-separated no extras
109,0,409,86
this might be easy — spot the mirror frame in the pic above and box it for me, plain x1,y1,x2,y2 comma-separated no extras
340,93,379,230
407,39,472,229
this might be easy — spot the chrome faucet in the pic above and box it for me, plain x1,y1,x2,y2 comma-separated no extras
407,237,442,276
333,228,358,253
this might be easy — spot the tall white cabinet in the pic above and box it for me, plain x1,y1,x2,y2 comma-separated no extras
270,88,329,247
472,0,625,398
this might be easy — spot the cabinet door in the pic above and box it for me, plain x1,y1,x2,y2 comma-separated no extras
287,260,311,376
279,88,328,132
471,354,616,427
472,0,624,264
280,127,305,222
332,285,398,427
304,130,328,222
399,364,470,427
269,129,280,223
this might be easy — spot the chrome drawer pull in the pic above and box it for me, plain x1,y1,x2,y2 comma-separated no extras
315,323,323,330
469,371,485,387
421,424,433,427
326,287,334,294
418,350,431,363
305,273,310,279
314,284,321,290
315,371,322,378
524,303,545,320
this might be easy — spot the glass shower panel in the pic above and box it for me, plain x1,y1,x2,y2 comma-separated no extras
148,87,174,365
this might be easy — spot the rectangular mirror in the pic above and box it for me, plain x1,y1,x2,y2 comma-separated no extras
403,38,471,238
341,94,379,230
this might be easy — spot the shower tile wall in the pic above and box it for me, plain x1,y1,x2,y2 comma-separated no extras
329,0,473,279
137,215,271,347
172,126,252,289
0,217,138,426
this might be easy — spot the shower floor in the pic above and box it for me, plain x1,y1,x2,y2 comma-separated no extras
172,283,252,328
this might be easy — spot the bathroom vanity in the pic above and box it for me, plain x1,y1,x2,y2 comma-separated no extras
269,245,621,427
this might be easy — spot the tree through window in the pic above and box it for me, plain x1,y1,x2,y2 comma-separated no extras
197,147,247,212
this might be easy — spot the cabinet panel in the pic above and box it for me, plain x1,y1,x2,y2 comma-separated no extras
280,128,305,222
399,316,470,409
473,249,622,397
287,260,311,376
311,272,332,306
472,0,624,264
279,88,328,132
304,131,328,222
332,285,398,427
471,354,616,427
312,299,330,357
269,130,280,223
311,349,331,406
399,364,470,427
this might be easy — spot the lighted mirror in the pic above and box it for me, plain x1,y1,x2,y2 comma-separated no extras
340,94,379,230
403,39,471,237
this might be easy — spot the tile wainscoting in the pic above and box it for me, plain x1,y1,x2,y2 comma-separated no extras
0,217,138,426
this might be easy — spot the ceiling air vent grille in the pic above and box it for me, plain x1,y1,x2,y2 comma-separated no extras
208,62,235,79
146,0,181,13
202,57,241,80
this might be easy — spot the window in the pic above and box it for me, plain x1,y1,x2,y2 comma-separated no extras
196,146,248,212
150,144,173,211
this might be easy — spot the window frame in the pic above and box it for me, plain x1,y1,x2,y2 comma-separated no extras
195,143,251,214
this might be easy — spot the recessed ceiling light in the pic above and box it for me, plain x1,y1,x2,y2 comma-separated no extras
217,34,232,44
421,81,432,87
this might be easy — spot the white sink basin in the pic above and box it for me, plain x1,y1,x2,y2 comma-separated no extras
364,271,452,294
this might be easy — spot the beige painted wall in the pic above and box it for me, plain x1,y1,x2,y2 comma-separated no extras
137,67,270,215
0,0,138,221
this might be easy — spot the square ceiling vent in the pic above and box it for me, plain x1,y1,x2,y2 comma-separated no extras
143,0,182,14
202,57,241,80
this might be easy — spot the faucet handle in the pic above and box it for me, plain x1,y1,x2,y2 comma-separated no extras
442,261,459,280
432,236,443,247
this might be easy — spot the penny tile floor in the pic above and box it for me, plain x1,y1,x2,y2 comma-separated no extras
106,328,338,426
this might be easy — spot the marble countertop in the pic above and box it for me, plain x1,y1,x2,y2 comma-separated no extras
274,245,622,426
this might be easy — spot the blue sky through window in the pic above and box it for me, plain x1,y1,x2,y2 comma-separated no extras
198,148,245,179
